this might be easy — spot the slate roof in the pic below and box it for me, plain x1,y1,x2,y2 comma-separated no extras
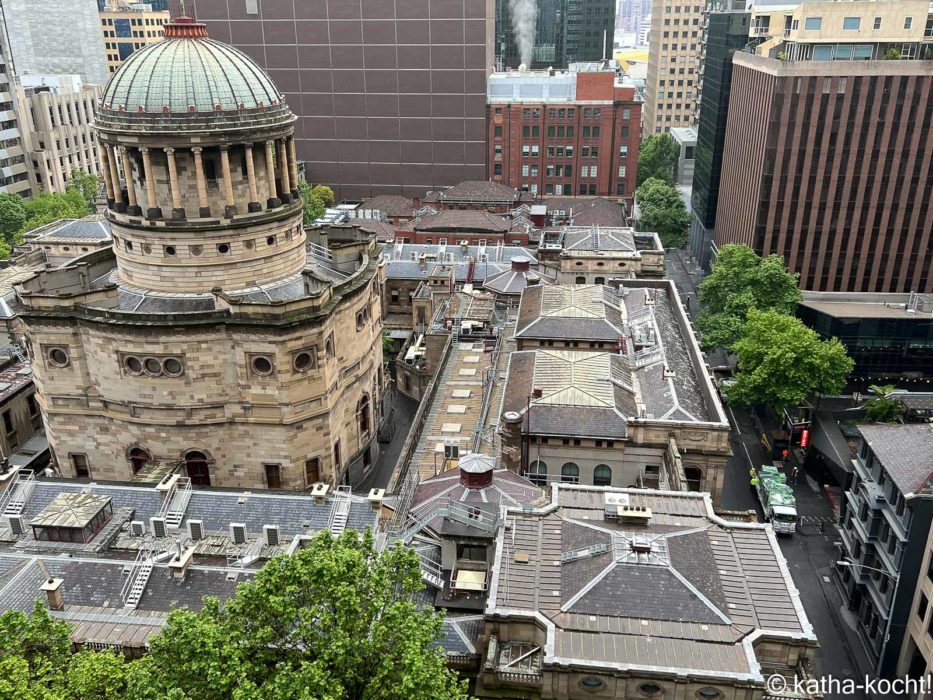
345,218,396,242
409,210,511,234
425,180,531,204
381,244,538,283
482,267,539,296
0,357,33,403
516,284,625,342
487,485,816,681
559,225,638,253
31,216,112,244
358,195,416,218
542,197,627,227
857,424,933,496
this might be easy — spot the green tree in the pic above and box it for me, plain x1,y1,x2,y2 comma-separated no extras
0,192,27,244
0,601,73,693
863,384,906,424
635,177,691,248
129,529,467,700
696,244,802,351
66,169,102,210
298,181,336,225
636,133,680,186
20,189,92,234
725,309,853,410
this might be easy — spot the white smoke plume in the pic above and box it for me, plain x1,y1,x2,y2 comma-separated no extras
509,0,538,67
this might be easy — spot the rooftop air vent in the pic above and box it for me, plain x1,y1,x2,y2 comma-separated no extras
187,519,204,541
150,516,167,539
311,482,330,503
130,520,145,537
230,523,247,545
631,535,652,553
263,524,280,547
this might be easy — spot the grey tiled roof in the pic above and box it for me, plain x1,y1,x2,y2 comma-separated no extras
409,210,511,234
857,424,933,496
359,195,415,217
425,180,529,203
32,217,112,243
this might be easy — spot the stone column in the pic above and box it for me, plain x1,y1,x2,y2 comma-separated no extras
243,144,261,213
139,147,162,219
264,139,280,209
98,142,115,206
278,138,292,204
120,147,141,216
219,146,238,217
192,147,211,218
164,147,185,219
106,145,124,212
287,136,300,198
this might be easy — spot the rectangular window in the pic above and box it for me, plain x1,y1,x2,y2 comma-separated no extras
583,108,592,119
590,166,597,178
620,145,628,158
531,145,539,156
548,126,555,137
565,146,573,157
925,18,933,37
530,165,538,176
804,17,822,30
842,17,860,30
264,463,282,489
71,454,90,478
494,125,502,137
581,146,590,158
547,146,555,157
592,126,600,138
591,146,599,158
334,440,341,469
582,126,590,139
545,183,553,194
494,163,501,175
522,165,529,176
618,165,626,178
566,126,573,137
904,17,913,29
621,126,629,139
522,145,530,156
557,126,564,137
581,165,588,177
494,144,502,155
2,409,13,435
522,125,530,137
873,16,881,30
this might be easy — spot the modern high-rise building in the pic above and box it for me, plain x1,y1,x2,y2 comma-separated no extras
487,62,641,200
0,0,109,86
495,0,615,70
688,2,749,269
188,0,494,201
99,1,170,75
643,0,705,137
0,20,30,197
716,0,933,293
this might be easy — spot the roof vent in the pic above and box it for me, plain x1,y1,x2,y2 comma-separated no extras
532,386,543,398
367,488,385,511
263,524,280,547
620,506,653,525
311,482,330,503
631,535,652,554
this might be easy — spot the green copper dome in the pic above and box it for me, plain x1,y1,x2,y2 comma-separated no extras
97,18,294,134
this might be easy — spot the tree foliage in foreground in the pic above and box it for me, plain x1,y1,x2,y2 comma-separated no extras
696,244,802,351
0,530,467,700
636,133,680,186
299,181,336,225
724,309,853,410
863,384,906,424
635,177,691,248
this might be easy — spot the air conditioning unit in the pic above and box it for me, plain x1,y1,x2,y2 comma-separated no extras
150,517,167,539
311,482,330,503
187,519,204,541
619,506,653,524
130,520,145,537
7,515,24,536
263,524,280,547
230,523,247,545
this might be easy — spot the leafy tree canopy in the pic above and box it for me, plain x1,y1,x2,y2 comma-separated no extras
635,177,690,248
66,169,102,210
862,384,906,424
20,189,92,236
724,309,853,409
0,192,27,243
695,244,802,351
299,181,336,225
636,133,680,186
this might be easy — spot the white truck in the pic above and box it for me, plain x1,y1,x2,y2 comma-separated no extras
753,464,798,535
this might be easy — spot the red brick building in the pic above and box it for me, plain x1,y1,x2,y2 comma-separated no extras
396,209,531,246
487,63,642,204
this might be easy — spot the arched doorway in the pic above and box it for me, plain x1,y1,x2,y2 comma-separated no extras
684,466,703,492
184,450,211,486
128,447,151,474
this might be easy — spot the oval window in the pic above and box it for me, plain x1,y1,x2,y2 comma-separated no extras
697,688,721,699
217,243,230,254
124,356,143,374
163,357,183,376
165,245,176,256
144,358,162,375
252,356,273,376
294,351,313,372
266,235,275,246
48,347,69,367
580,677,604,688
639,682,663,696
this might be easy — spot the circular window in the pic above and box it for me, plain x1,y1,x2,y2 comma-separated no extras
63,246,71,252
293,351,313,372
144,358,162,375
639,682,663,696
190,245,202,256
580,677,604,688
124,356,143,374
217,243,230,254
165,246,176,256
696,688,721,699
48,347,69,367
251,356,273,376
143,243,152,254
266,236,275,246
163,357,183,376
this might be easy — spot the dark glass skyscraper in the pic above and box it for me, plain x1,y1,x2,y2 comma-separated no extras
495,0,614,70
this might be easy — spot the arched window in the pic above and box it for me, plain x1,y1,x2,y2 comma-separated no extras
594,464,612,486
358,394,371,437
594,276,605,285
129,447,151,474
185,450,211,486
575,276,586,284
525,460,548,486
561,462,580,484
684,466,703,492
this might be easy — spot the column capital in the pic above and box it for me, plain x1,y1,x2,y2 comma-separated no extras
139,146,150,153
192,146,203,154
163,147,175,155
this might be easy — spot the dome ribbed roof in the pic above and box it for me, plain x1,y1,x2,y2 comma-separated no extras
98,18,293,132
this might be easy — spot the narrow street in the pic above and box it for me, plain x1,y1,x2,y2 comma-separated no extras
357,386,419,493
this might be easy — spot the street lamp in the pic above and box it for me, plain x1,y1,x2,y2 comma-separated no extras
835,559,898,580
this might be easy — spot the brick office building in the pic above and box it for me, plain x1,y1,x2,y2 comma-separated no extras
486,62,641,203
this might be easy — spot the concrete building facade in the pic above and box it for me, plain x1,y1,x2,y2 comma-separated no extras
15,75,103,193
99,0,170,75
0,0,109,86
643,0,704,137
12,17,384,490
487,63,641,201
188,0,494,201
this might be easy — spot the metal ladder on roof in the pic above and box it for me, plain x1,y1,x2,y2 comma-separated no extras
417,550,444,589
328,485,353,537
1,470,36,518
121,544,155,609
161,477,192,529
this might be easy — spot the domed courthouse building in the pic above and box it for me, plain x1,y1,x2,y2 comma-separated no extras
12,17,384,489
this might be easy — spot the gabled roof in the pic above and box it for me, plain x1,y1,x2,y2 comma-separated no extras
516,284,625,342
358,195,416,217
425,180,531,204
410,210,511,234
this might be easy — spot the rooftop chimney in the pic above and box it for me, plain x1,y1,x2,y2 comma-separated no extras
511,256,531,272
367,488,385,511
168,545,196,580
41,577,64,611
